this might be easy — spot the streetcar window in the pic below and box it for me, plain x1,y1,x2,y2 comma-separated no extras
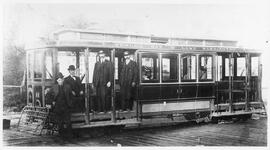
225,58,234,76
33,51,43,80
45,50,53,80
141,53,159,83
58,51,77,77
217,56,222,81
237,57,246,76
199,55,213,81
181,55,196,81
115,57,119,80
162,54,178,82
251,57,259,76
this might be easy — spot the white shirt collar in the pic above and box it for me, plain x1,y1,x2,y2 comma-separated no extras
126,59,130,65
71,75,76,80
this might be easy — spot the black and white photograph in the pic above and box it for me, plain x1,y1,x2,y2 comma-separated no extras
1,0,269,148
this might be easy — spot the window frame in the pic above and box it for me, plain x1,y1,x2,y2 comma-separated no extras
80,51,98,83
224,56,234,78
180,54,197,82
33,50,44,81
44,49,54,81
140,52,160,83
236,56,247,77
27,51,34,80
251,56,259,77
198,54,214,82
161,53,179,83
57,51,78,78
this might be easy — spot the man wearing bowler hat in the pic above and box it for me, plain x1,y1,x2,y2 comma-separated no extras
64,65,84,112
119,51,138,111
93,50,114,112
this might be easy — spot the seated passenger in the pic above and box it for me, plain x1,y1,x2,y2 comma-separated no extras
142,66,152,81
142,73,150,80
183,74,188,80
200,66,207,80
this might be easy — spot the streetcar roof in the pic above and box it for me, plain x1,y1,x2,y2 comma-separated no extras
24,28,262,53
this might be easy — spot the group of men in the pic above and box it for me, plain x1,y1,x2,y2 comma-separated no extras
48,50,138,138
92,50,138,112
48,64,84,139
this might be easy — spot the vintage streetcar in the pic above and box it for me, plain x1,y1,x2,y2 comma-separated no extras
22,29,265,130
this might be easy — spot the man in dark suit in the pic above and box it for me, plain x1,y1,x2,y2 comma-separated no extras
48,72,73,139
93,51,114,112
64,65,84,112
119,51,138,111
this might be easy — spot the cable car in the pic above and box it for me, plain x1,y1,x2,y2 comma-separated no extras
25,29,265,129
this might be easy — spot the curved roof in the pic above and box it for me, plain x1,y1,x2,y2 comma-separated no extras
25,28,261,53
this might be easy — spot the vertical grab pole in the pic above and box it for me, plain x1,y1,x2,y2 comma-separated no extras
228,53,233,113
258,56,263,109
84,48,90,124
245,53,250,111
111,49,116,123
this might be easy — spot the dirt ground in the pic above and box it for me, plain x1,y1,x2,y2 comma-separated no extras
2,113,267,146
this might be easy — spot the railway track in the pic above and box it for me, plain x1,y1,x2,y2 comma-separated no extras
3,116,267,146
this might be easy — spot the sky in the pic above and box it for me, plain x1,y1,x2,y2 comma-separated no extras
2,0,270,86
1,0,270,101
3,0,270,49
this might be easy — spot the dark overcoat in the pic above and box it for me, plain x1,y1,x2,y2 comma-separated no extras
49,84,72,113
119,60,139,100
93,60,114,87
64,75,82,96
48,84,73,138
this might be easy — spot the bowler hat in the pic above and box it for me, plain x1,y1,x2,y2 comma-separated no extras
56,72,64,79
98,50,105,55
68,65,76,70
124,51,129,56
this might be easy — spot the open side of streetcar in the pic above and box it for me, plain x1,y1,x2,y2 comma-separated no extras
24,29,265,129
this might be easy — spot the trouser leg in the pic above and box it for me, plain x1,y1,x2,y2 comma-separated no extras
129,87,136,110
57,112,72,139
106,87,112,111
128,98,134,110
58,121,64,136
100,86,106,112
56,113,65,137
80,97,85,112
73,97,84,112
120,89,126,111
64,113,72,138
96,86,102,112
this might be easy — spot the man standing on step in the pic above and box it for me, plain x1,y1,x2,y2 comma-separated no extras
64,65,84,112
119,51,138,111
93,50,114,112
